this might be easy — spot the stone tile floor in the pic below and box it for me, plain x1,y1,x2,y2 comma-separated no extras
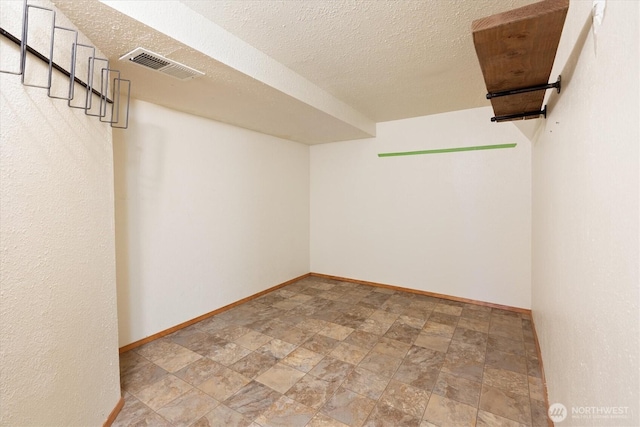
115,276,549,426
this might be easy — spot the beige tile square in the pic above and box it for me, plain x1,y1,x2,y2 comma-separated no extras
371,337,412,359
255,395,315,427
358,318,393,335
307,413,350,427
370,287,395,294
369,310,399,324
282,347,325,372
112,393,155,427
333,313,367,329
286,374,341,409
230,351,278,379
195,317,229,334
321,387,376,427
453,327,488,347
434,304,463,316
359,351,402,378
429,311,460,327
483,367,529,396
120,361,169,394
345,305,375,318
175,358,224,386
432,371,481,407
379,379,430,419
343,330,380,351
297,318,331,333
528,376,546,402
224,381,282,420
120,351,150,377
329,342,368,365
289,294,314,303
194,404,254,427
530,397,549,427
197,366,251,401
423,394,477,426
307,281,335,291
319,323,355,341
323,291,346,301
461,305,491,321
422,321,456,338
458,317,490,333
207,342,251,366
487,335,526,356
156,388,219,426
489,322,523,341
414,333,451,353
137,339,203,373
256,362,306,393
126,411,172,426
485,348,527,374
258,338,298,359
342,367,390,400
132,374,193,410
279,327,316,345
479,384,531,425
476,410,528,427
274,300,302,310
135,339,178,361
394,346,446,390
302,334,340,354
362,402,421,427
214,325,252,341
308,356,354,383
397,315,427,329
235,330,272,350
383,322,421,344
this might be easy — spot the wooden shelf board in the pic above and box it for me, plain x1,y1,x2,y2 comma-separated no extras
472,0,569,121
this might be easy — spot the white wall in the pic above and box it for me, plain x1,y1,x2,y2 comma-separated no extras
310,107,532,309
114,99,310,346
531,1,639,425
0,1,121,425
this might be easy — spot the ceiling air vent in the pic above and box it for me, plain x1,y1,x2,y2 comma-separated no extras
119,48,204,81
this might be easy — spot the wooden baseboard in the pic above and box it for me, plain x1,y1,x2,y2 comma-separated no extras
119,273,310,353
530,316,553,427
102,396,124,427
119,271,531,353
309,272,531,314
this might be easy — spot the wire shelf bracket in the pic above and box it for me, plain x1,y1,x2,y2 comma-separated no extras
0,0,131,129
486,76,562,100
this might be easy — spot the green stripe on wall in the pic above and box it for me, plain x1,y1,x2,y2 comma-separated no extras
378,143,517,157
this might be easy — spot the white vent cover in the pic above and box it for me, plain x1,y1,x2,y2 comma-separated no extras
119,48,204,80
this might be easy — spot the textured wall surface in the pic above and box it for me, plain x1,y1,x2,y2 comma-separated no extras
310,106,532,309
114,99,310,346
532,1,639,425
0,2,121,426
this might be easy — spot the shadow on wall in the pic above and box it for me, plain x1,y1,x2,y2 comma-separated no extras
546,13,593,116
113,123,166,347
514,12,593,144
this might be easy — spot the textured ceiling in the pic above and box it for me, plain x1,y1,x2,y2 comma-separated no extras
181,0,537,122
52,0,538,144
